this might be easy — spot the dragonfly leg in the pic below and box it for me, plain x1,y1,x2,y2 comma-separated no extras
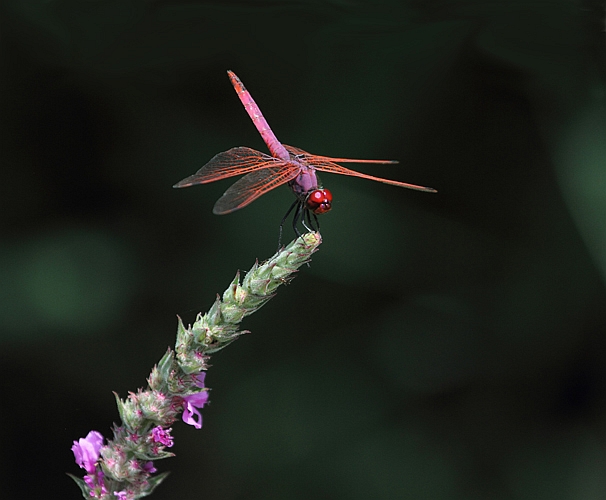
292,202,304,240
301,207,320,233
311,211,320,232
278,199,299,249
301,208,314,233
294,203,311,266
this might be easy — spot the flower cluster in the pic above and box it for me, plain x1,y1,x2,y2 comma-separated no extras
70,233,322,499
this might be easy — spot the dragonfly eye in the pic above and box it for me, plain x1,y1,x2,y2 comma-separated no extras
306,189,332,214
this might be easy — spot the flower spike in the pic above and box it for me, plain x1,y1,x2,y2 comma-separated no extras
69,232,322,499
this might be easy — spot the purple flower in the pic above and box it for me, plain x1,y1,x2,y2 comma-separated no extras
72,430,104,474
143,461,157,474
114,491,128,500
151,426,174,447
193,372,206,388
182,372,209,429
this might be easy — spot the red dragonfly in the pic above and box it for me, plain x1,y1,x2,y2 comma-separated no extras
174,70,436,236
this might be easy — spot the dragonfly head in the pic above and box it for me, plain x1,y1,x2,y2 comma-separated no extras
306,189,332,214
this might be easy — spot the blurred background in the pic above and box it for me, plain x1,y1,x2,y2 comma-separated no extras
1,0,605,499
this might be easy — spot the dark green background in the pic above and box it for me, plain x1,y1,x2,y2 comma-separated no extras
1,1,605,499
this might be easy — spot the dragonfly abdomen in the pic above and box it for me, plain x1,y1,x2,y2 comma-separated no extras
227,70,290,162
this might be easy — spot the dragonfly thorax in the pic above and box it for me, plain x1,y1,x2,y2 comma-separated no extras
305,189,332,214
288,168,332,214
288,167,320,197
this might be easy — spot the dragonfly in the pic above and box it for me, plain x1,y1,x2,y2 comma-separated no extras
174,70,436,239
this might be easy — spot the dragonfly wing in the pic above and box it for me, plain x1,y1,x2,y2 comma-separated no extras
283,144,436,193
174,147,281,187
314,162,436,192
213,166,300,214
284,144,399,165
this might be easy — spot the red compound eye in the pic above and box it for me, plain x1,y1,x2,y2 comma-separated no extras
306,189,332,214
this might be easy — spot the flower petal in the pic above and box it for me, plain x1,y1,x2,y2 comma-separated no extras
72,430,104,473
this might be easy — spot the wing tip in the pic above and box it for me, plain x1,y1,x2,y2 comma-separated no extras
212,203,239,215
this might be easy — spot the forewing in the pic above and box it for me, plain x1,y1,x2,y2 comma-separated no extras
173,147,280,187
284,144,398,165
283,144,436,193
213,166,300,214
